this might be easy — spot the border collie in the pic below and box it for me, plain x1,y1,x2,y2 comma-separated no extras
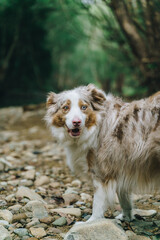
45,84,160,222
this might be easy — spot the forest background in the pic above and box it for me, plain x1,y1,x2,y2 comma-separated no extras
0,0,160,107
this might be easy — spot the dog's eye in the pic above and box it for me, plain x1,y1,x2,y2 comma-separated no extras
81,105,87,110
63,106,69,111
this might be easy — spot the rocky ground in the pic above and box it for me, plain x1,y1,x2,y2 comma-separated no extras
0,105,160,240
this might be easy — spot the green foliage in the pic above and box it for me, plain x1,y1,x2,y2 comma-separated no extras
0,0,52,106
0,0,159,106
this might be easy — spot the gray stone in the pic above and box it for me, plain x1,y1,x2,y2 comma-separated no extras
35,176,50,187
0,210,13,223
51,208,81,217
0,225,11,240
24,200,48,219
64,219,127,240
16,186,46,203
14,228,29,237
0,220,9,227
53,217,67,226
29,227,46,238
133,209,157,217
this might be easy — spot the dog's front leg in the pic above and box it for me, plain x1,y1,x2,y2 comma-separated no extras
86,180,107,222
86,180,116,222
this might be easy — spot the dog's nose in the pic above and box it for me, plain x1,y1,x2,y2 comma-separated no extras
72,118,81,127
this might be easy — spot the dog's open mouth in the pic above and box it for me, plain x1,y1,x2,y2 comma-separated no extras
68,128,81,137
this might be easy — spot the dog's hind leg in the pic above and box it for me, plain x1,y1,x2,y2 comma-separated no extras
116,188,134,221
86,180,117,222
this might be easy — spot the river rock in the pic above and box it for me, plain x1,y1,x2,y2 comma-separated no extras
51,208,81,217
24,200,48,219
30,227,46,238
35,176,50,187
53,217,67,226
14,228,29,237
16,186,46,203
0,220,9,227
71,180,82,188
0,210,13,223
62,193,79,205
80,193,92,202
133,209,157,217
0,225,11,240
64,219,127,240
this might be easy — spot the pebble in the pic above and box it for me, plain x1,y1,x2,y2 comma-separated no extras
8,204,22,213
0,220,9,227
71,179,82,188
53,217,67,226
35,176,50,187
65,187,78,194
23,169,36,180
40,216,54,224
49,182,60,188
26,219,40,228
0,200,7,207
12,213,27,223
24,200,48,219
62,193,79,205
30,227,47,238
0,225,11,240
51,208,81,217
0,210,13,223
47,227,62,234
80,193,92,202
14,228,29,237
19,179,33,187
16,186,46,203
133,209,157,217
5,194,15,202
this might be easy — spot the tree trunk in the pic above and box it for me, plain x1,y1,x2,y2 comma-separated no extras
109,0,160,95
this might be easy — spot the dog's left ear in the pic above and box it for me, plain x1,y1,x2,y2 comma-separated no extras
46,92,57,108
87,84,106,110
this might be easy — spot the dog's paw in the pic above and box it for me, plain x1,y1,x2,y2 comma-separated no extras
116,213,135,222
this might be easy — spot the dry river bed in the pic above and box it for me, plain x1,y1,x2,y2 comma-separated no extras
0,105,159,240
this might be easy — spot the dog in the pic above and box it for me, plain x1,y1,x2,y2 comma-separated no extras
45,84,160,222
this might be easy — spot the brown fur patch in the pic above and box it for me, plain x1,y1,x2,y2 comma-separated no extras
113,123,123,142
79,100,97,129
85,111,97,128
114,103,122,110
87,149,95,173
91,89,106,104
124,114,129,123
46,92,55,107
52,111,65,127
52,99,71,127
133,105,140,122
153,108,160,131
114,103,122,118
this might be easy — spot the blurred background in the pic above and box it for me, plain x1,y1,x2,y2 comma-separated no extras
0,0,160,107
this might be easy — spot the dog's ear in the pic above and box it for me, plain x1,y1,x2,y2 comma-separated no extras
46,92,57,108
87,84,106,110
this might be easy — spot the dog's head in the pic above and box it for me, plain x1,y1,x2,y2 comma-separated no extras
45,84,106,140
